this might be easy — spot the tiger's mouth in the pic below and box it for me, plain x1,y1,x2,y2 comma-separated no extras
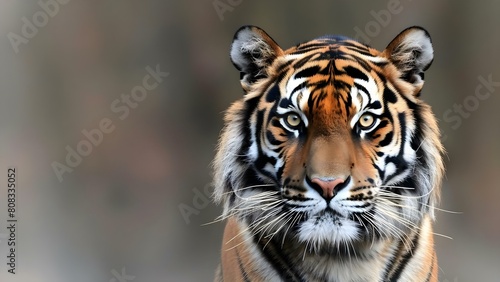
278,177,380,245
311,209,346,224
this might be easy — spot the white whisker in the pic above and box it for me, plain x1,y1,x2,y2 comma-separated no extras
378,185,416,190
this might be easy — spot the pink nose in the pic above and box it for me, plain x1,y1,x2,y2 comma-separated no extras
311,177,345,199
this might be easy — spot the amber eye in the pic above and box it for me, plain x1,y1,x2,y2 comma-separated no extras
285,113,302,128
358,113,376,130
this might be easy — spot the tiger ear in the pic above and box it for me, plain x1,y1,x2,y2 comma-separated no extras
230,26,283,91
383,26,433,91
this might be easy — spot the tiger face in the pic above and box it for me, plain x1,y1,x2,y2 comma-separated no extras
214,26,443,253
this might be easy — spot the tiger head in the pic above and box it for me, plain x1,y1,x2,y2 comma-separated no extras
213,26,444,251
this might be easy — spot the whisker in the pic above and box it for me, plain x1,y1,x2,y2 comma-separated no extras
372,211,413,250
432,232,453,240
377,188,432,200
375,195,455,243
282,212,302,248
223,209,283,251
220,183,276,196
416,201,463,214
415,139,425,153
377,189,462,216
378,185,416,190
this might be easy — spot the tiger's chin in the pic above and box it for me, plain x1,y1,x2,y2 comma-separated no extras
296,211,361,252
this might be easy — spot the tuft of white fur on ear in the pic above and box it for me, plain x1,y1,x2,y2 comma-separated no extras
230,26,283,90
383,27,433,88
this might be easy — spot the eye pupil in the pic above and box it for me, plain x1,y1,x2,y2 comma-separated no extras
286,113,301,128
359,113,375,129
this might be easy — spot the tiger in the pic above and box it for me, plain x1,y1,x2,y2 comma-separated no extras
212,25,444,282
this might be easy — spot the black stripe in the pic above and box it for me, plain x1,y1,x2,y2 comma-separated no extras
279,97,292,109
351,203,371,208
276,60,293,75
370,100,382,110
425,253,436,282
255,236,304,282
411,103,428,170
226,173,236,207
240,170,269,196
351,57,372,72
378,131,393,147
383,88,398,104
253,111,277,177
250,110,278,182
293,53,316,69
354,82,369,97
381,241,399,280
294,66,321,79
276,157,285,181
291,81,308,96
237,95,260,161
409,103,430,210
334,80,351,91
388,231,420,281
296,42,330,50
345,46,374,57
253,109,265,171
383,113,409,184
266,130,282,146
344,66,368,81
266,84,281,102
236,249,251,282
290,47,323,55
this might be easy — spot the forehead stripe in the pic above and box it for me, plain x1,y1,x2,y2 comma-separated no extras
294,66,321,79
266,84,281,102
343,66,368,81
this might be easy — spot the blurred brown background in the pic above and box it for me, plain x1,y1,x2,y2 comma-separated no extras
0,0,499,281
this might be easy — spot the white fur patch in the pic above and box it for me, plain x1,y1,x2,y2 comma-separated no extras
297,214,360,250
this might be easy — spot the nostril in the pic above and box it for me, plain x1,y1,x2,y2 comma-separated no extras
333,176,350,193
306,176,324,196
308,176,349,199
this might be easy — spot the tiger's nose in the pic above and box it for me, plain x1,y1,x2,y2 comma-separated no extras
310,177,346,199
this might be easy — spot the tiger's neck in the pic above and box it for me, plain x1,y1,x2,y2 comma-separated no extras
218,216,438,282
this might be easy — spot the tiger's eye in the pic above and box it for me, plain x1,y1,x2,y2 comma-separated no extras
358,113,375,129
285,113,302,128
